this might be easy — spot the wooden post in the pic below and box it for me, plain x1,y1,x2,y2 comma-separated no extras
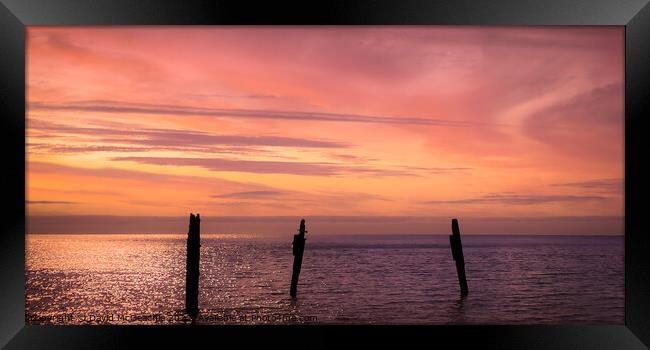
449,218,469,296
290,219,307,298
186,213,201,318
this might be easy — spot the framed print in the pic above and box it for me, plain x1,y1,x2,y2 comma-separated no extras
1,0,649,348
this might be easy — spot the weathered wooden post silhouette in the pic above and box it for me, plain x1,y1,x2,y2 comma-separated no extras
186,213,201,318
449,218,469,296
290,219,307,298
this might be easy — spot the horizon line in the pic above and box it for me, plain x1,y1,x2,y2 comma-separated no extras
27,214,624,218
26,232,624,236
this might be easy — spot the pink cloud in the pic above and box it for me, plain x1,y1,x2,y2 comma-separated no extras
26,27,624,224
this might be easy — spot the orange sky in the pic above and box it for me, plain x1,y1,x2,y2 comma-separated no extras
26,27,624,233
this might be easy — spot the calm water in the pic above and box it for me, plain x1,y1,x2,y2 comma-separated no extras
26,234,624,325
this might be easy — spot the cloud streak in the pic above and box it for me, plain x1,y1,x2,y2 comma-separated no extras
28,119,348,150
112,156,342,176
551,178,623,192
423,192,608,205
29,100,505,127
211,190,289,199
27,200,78,205
112,156,469,177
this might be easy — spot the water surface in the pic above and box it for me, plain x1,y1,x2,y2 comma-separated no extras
26,234,624,324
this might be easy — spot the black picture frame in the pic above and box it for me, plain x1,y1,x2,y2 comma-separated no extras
1,1,649,348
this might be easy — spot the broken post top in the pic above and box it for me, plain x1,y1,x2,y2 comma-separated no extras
451,218,460,236
299,219,306,236
292,219,306,257
189,213,200,220
188,213,201,239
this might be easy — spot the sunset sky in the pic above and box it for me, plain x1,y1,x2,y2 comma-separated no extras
26,27,624,234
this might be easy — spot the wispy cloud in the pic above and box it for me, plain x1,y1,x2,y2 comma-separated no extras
522,83,623,155
190,93,278,100
26,200,77,205
211,190,289,199
328,154,379,163
112,156,342,176
28,119,348,150
423,192,608,205
28,143,153,154
551,178,623,192
112,156,469,177
29,100,505,127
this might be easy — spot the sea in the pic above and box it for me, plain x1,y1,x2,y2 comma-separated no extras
25,234,624,325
